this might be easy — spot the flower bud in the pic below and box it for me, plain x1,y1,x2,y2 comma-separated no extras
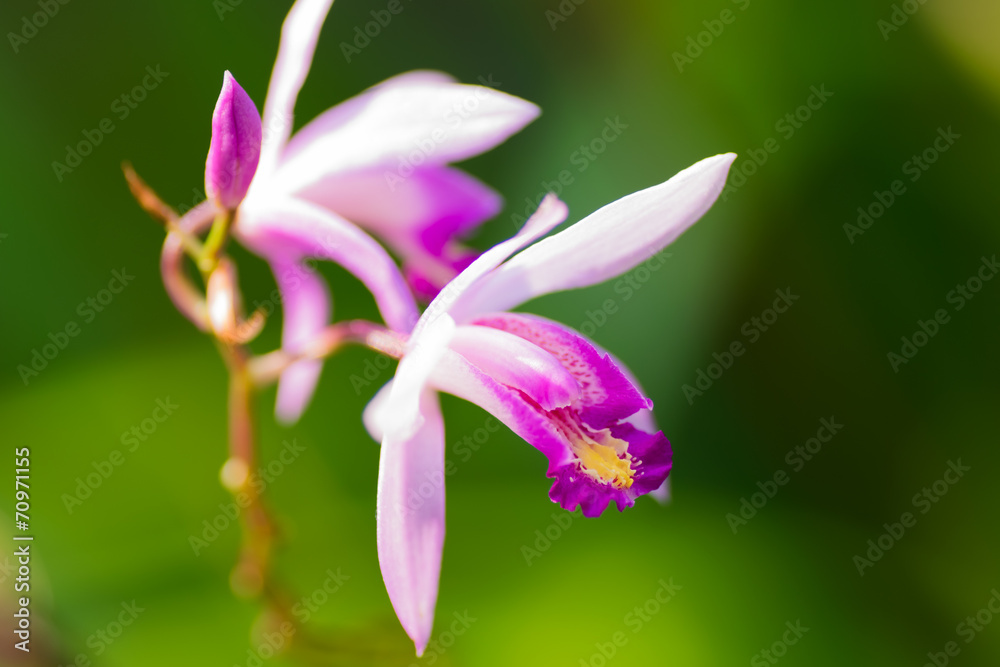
205,71,262,209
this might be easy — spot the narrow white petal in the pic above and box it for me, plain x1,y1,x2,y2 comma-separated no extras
427,194,568,327
460,153,737,314
383,314,456,440
270,72,540,195
363,380,395,443
255,0,335,182
377,390,446,657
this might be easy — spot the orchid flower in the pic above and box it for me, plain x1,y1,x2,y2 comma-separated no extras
168,0,540,423
363,153,737,654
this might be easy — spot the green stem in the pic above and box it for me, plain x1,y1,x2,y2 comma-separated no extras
200,209,233,273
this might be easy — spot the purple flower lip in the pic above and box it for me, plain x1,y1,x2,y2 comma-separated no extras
205,71,262,209
366,152,735,652
548,407,639,490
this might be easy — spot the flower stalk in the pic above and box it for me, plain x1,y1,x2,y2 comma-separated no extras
124,164,411,662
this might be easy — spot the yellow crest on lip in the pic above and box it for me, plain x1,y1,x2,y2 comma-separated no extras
550,409,637,489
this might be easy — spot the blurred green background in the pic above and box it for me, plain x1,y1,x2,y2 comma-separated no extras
2,0,999,665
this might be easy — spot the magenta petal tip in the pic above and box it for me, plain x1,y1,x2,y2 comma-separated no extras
205,71,262,209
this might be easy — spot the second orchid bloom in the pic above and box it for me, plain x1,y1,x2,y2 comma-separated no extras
180,0,735,657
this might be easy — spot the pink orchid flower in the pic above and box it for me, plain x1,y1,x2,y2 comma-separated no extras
363,153,737,654
172,0,540,423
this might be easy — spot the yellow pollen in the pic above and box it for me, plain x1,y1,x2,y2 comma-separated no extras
574,439,635,488
550,409,638,488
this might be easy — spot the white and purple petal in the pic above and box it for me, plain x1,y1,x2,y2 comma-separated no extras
235,196,419,333
376,389,446,657
428,317,672,517
470,313,651,430
271,71,540,195
455,153,737,316
253,0,335,182
295,166,502,295
380,196,569,442
268,258,331,424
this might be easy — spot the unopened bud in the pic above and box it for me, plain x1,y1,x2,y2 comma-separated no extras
205,71,261,209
